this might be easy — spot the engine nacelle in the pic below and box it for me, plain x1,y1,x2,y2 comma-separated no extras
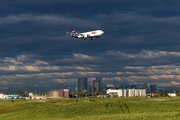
96,35,101,38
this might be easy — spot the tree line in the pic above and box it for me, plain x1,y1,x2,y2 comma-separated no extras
154,90,180,97
5,91,28,97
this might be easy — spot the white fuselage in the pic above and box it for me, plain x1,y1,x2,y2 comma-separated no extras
77,30,104,39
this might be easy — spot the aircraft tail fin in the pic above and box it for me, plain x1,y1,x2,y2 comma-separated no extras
71,27,77,33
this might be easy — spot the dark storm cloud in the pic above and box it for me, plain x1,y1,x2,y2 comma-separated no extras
1,0,180,90
1,13,180,56
1,0,180,18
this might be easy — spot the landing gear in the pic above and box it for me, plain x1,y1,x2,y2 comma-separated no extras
90,37,93,40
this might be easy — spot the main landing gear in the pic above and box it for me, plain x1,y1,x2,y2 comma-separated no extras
90,37,93,40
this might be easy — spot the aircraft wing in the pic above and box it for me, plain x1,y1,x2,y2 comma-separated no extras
67,32,84,37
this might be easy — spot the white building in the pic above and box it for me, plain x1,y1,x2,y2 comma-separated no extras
0,93,8,99
107,89,123,97
107,89,146,97
29,92,48,99
64,89,69,98
123,89,128,97
168,93,176,97
134,89,146,97
128,89,135,97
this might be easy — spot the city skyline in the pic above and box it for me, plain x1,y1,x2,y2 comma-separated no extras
0,77,162,93
1,1,180,91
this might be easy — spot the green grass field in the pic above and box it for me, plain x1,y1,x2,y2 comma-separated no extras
0,97,180,120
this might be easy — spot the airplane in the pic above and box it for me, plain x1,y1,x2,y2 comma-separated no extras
66,27,104,40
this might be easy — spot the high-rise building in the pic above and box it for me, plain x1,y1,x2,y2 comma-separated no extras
8,87,13,94
114,81,119,89
146,84,151,94
151,84,157,93
102,82,107,91
75,85,78,92
146,84,158,94
78,78,87,92
96,78,102,91
93,80,100,92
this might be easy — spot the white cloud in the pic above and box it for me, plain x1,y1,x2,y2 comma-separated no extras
152,81,180,87
1,50,180,87
103,77,121,81
107,50,180,59
53,78,77,83
62,53,102,63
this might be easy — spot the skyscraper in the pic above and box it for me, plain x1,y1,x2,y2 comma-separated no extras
96,77,102,91
78,78,87,92
8,87,13,94
93,80,100,92
146,84,158,94
146,84,151,94
75,84,78,92
114,81,119,89
151,84,157,93
101,82,107,91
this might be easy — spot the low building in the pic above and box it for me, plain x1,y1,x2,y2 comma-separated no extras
128,89,135,97
49,89,69,98
0,93,8,99
151,93,157,97
98,94,109,98
107,89,146,97
107,89,123,97
123,89,128,97
109,92,118,98
89,87,96,93
0,93,23,99
168,93,176,97
31,96,46,99
7,94,23,99
49,90,64,98
29,92,48,99
134,89,146,97
64,89,69,98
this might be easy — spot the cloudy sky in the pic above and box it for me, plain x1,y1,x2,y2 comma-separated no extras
1,0,180,91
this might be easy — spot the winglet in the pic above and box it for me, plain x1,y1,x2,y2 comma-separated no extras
71,27,77,33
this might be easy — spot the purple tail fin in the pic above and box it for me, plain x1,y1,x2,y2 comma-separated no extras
71,27,77,33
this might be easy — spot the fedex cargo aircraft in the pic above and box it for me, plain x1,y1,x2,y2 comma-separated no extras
67,27,104,40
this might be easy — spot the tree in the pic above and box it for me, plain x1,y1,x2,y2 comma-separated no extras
11,97,14,102
16,91,28,97
175,90,180,96
157,91,168,97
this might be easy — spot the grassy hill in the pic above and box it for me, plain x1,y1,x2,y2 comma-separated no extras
1,97,180,120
